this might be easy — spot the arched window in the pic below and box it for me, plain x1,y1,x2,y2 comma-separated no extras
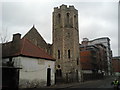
67,13,70,25
68,49,70,59
74,15,78,28
74,15,76,24
58,13,61,24
56,65,62,77
74,15,76,20
58,50,60,59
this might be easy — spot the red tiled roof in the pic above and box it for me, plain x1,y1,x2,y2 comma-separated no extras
21,38,55,60
2,38,55,61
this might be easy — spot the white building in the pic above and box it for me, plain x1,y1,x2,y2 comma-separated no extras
2,33,56,88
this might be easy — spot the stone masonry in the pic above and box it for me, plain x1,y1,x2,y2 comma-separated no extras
52,4,81,82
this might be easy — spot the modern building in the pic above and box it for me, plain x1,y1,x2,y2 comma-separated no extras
81,37,112,75
95,43,108,75
80,43,107,75
80,45,99,74
112,56,120,76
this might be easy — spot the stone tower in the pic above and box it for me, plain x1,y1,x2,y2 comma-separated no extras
52,4,81,82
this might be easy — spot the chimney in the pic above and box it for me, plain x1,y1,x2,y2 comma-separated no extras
12,33,21,42
11,33,21,55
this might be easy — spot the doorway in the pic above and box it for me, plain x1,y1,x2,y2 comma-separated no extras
47,68,51,86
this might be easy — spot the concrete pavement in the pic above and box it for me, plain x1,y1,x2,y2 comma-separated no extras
45,76,120,88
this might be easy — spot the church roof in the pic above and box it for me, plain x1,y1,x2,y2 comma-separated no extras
2,38,55,61
23,25,47,44
22,25,49,51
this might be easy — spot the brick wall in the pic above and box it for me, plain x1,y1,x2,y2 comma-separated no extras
112,57,120,72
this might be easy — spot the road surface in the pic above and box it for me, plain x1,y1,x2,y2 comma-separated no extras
51,77,120,90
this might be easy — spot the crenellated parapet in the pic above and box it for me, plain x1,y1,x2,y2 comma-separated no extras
54,4,77,12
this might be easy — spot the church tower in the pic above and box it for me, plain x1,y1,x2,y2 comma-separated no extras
52,4,81,82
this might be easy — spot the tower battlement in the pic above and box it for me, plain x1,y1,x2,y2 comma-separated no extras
60,4,67,9
54,4,76,12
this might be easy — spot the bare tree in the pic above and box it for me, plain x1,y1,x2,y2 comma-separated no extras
0,27,9,43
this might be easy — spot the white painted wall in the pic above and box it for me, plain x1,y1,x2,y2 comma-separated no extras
2,58,9,64
3,56,55,88
19,56,55,88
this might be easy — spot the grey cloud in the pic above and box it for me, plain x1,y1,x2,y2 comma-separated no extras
2,1,118,56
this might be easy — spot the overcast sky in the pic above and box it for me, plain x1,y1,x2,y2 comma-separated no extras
0,0,119,56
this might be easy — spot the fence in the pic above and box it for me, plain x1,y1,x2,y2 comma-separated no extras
83,73,104,81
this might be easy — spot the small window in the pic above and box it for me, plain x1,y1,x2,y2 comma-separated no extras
77,58,79,65
58,50,60,59
74,15,76,23
68,49,70,59
74,15,76,20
